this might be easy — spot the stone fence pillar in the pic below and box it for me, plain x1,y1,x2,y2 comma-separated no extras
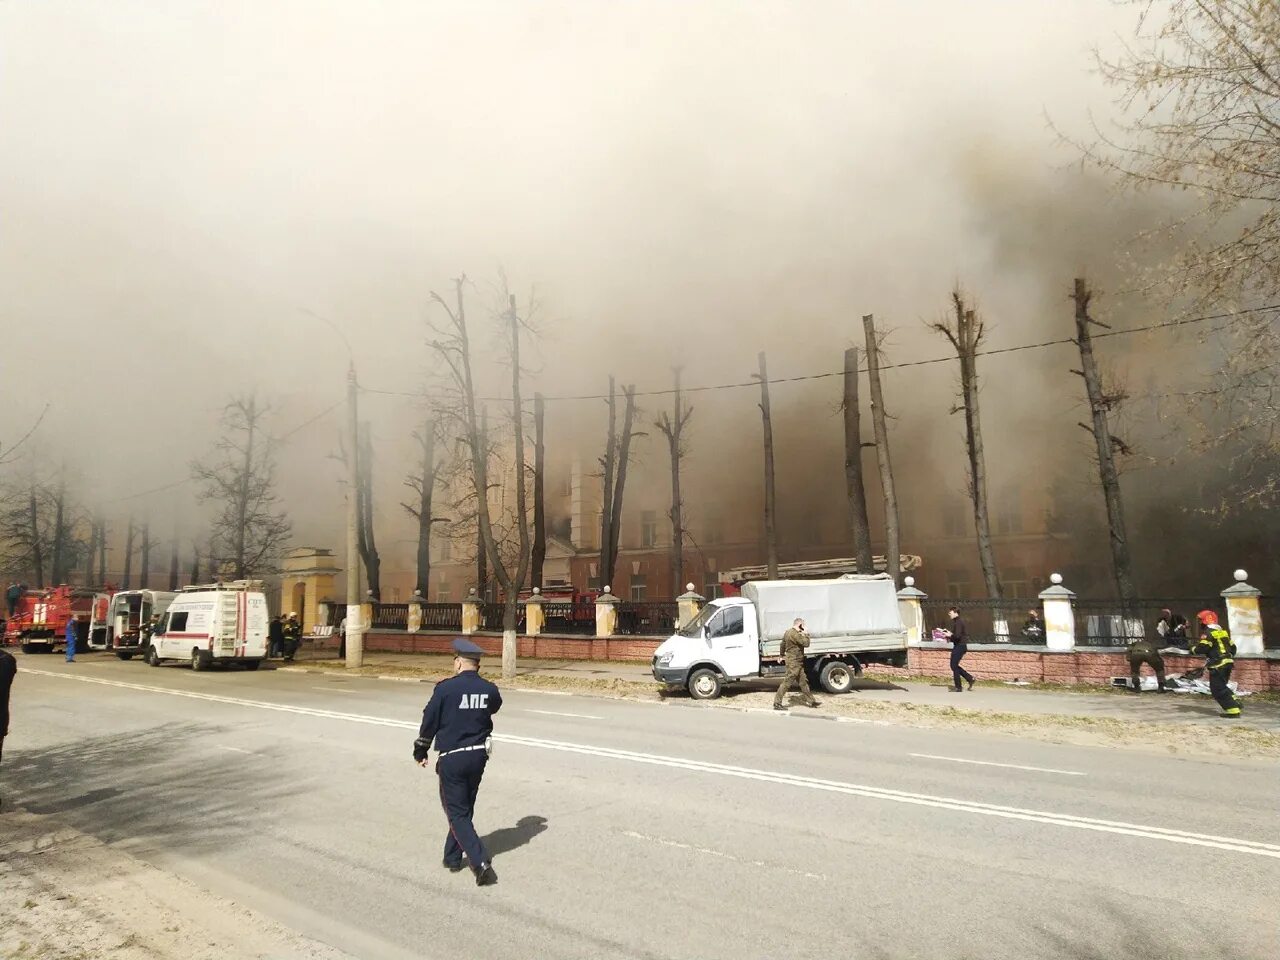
524,587,545,637
676,583,705,629
596,586,620,639
407,590,424,633
1222,569,1264,656
361,590,375,638
461,588,482,636
1039,573,1076,652
897,577,926,647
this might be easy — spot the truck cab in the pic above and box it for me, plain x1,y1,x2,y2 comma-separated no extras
653,598,762,698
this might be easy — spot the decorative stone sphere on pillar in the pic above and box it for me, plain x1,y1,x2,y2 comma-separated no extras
1038,572,1076,652
1222,568,1264,656
595,586,620,639
677,583,707,630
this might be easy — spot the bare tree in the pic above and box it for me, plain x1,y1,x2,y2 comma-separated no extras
0,475,51,586
843,346,874,573
607,385,639,591
138,520,152,590
863,315,902,585
402,417,445,598
755,353,779,580
168,519,181,591
1072,279,1138,601
429,278,533,678
1085,2,1280,501
655,369,693,598
531,394,547,589
121,518,135,588
599,377,619,589
356,422,382,600
930,293,1003,601
191,394,292,579
48,473,70,585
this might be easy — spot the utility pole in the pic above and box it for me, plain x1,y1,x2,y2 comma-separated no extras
139,520,151,590
345,364,364,668
531,393,546,590
843,346,874,572
756,352,779,580
1072,278,1137,601
168,520,180,591
862,315,902,586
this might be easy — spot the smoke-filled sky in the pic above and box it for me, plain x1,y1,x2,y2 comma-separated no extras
4,0,1214,580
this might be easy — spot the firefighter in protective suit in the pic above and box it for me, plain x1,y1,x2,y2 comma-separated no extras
1192,610,1241,717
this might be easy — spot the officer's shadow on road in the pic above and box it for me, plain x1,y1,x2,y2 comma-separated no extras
483,814,548,856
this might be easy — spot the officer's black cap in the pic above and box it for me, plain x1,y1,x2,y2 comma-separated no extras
452,638,485,660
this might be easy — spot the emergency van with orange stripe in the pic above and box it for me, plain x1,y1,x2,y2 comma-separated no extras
145,580,268,671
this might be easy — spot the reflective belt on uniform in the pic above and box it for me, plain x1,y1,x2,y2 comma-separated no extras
438,743,487,758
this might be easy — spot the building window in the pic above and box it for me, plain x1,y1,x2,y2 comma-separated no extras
704,581,724,600
943,502,967,538
438,539,452,562
640,511,658,548
945,569,971,599
994,492,1023,535
630,574,647,601
1004,567,1028,599
436,580,450,602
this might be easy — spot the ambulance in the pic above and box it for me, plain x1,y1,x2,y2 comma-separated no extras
92,589,177,659
145,580,268,671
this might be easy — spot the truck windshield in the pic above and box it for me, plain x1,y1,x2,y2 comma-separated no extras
677,605,718,638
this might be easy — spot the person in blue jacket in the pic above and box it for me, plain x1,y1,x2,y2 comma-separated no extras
413,638,503,886
65,614,78,663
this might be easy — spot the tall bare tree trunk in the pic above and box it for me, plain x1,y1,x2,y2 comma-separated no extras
656,369,693,599
121,518,134,589
932,294,1002,602
531,394,546,590
190,545,201,586
27,487,44,587
408,420,437,597
599,376,618,588
476,409,489,601
607,385,637,590
234,395,256,580
843,347,874,572
1072,278,1137,602
357,422,381,600
499,294,533,677
168,521,180,591
98,521,107,586
139,521,151,590
757,352,779,580
84,520,97,586
49,476,67,585
863,315,902,586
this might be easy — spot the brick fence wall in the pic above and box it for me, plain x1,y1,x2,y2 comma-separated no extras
328,631,1280,691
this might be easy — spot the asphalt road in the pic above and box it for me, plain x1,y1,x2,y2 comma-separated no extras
4,654,1278,960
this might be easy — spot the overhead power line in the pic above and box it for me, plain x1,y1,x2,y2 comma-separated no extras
361,302,1280,404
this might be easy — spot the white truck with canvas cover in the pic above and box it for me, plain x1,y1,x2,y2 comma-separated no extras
145,580,268,671
651,575,907,700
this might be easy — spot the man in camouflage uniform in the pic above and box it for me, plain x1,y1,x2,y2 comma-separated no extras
773,617,819,711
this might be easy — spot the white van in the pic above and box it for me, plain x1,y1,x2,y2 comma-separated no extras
652,576,907,699
95,589,177,659
145,580,268,671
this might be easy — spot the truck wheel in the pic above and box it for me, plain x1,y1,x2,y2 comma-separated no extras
116,651,134,661
242,659,262,671
191,649,208,672
687,668,723,701
21,643,36,655
819,660,856,695
147,646,162,667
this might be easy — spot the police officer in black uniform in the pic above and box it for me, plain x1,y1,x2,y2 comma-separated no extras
414,638,503,886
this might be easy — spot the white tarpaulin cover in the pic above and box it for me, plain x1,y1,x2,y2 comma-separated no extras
742,575,906,656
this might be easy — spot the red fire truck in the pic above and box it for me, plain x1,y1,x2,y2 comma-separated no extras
3,585,101,654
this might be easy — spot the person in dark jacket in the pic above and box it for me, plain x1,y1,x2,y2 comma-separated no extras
1156,609,1189,649
414,638,503,886
1021,610,1045,644
0,644,15,807
268,615,285,659
1192,610,1241,717
5,582,20,618
944,607,975,692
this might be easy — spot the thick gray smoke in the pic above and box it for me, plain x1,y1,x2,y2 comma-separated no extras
2,1,1260,596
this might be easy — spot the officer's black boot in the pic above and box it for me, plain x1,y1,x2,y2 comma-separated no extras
443,858,465,873
475,862,498,887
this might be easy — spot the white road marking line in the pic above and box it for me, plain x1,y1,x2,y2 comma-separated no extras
511,688,572,696
621,830,826,881
315,686,357,694
526,709,603,720
21,668,1280,860
216,745,253,754
909,753,1086,777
